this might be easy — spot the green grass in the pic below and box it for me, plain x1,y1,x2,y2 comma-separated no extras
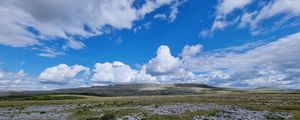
0,94,85,101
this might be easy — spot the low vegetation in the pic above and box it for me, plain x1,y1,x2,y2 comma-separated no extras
0,94,85,101
0,84,299,120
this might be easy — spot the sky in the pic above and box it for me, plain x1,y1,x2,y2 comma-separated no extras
0,0,300,91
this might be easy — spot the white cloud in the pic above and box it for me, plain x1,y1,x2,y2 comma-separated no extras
154,68,200,83
181,44,202,59
200,0,252,37
0,0,181,56
199,30,212,38
185,31,300,88
2,31,300,90
144,45,181,75
240,0,300,35
244,68,290,87
168,0,187,22
216,0,252,16
0,69,39,91
201,0,300,36
0,68,93,91
92,61,157,84
36,47,65,58
91,45,202,84
0,71,4,79
255,0,300,22
39,64,90,84
63,39,85,50
92,61,138,83
93,45,199,84
153,0,187,22
0,3,39,47
87,35,300,88
154,14,168,20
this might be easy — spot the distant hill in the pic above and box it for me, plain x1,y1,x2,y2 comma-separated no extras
0,83,230,97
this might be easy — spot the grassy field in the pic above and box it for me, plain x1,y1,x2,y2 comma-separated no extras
0,94,85,101
0,92,299,120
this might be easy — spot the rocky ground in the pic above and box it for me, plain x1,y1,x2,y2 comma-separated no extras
0,103,292,120
142,103,291,120
0,104,78,120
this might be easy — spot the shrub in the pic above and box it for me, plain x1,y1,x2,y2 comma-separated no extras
100,113,115,120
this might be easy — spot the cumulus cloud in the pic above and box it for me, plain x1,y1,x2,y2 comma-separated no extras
144,45,181,75
180,44,202,59
39,64,90,84
92,61,157,84
0,0,182,56
138,45,203,84
92,45,200,84
92,61,138,83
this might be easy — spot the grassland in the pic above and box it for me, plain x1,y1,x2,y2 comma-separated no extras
0,91,299,120
0,94,85,101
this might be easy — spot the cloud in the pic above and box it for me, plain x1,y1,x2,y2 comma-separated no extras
0,69,39,91
153,0,187,22
92,61,138,83
0,0,181,56
0,72,3,79
90,45,203,84
201,0,300,37
244,68,290,87
39,64,90,84
200,0,251,37
139,45,203,83
36,32,300,88
92,45,199,84
180,44,202,59
254,0,300,22
2,30,300,90
240,0,300,35
0,68,93,91
154,14,168,20
144,45,181,75
92,61,156,84
216,0,252,16
168,0,187,22
185,31,300,88
36,47,65,58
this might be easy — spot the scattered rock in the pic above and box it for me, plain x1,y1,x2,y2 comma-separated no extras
0,104,79,120
142,103,292,120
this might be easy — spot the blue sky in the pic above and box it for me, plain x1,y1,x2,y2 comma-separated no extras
0,0,300,90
